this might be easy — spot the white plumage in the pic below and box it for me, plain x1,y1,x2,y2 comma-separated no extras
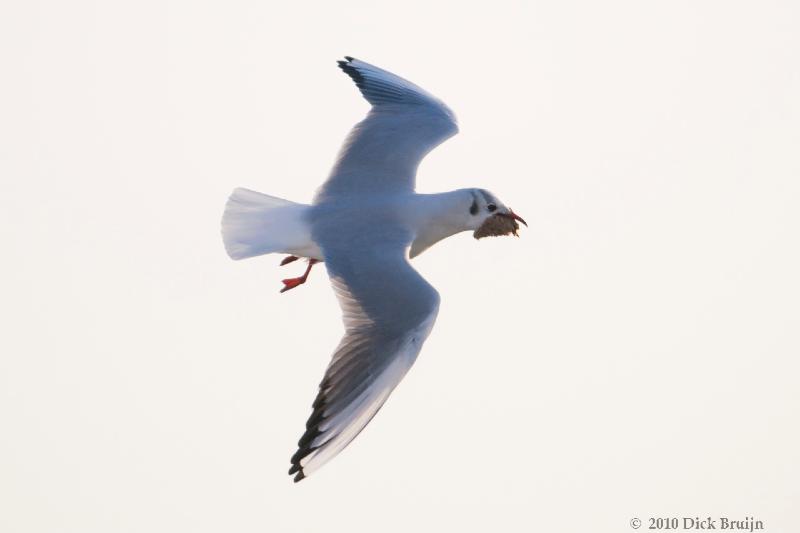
222,57,525,482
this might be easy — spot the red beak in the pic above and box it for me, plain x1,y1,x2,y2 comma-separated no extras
501,209,527,227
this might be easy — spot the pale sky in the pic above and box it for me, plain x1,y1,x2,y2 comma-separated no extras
1,1,799,532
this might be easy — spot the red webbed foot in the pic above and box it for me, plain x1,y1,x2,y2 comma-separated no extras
279,259,318,293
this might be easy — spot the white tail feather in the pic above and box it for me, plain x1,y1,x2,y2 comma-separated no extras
221,188,312,260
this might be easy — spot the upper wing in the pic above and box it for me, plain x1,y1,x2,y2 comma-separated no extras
288,242,440,482
314,57,459,201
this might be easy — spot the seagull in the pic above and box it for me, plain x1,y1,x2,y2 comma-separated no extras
221,57,526,482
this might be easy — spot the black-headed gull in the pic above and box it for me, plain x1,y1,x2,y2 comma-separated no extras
221,57,526,482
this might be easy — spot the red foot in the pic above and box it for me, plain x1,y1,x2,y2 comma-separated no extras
280,277,306,292
280,255,299,266
279,259,318,293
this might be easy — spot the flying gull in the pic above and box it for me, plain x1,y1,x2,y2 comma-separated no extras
221,57,526,482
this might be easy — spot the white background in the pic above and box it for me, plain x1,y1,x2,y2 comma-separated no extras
2,1,798,531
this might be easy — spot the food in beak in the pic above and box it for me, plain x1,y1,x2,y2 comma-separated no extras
473,209,527,239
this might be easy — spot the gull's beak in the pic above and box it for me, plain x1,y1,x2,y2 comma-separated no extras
501,209,527,227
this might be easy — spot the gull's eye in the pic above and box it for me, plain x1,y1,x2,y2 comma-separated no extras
487,203,497,212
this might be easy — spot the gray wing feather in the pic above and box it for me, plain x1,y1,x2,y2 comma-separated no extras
288,240,440,482
314,57,459,200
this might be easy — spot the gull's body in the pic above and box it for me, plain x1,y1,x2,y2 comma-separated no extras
222,57,525,482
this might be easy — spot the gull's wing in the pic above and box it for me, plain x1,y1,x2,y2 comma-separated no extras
288,240,440,482
314,57,459,201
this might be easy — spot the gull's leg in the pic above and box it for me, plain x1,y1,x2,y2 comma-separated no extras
280,255,300,266
280,259,318,293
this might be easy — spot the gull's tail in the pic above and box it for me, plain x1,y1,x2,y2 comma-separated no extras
221,188,311,260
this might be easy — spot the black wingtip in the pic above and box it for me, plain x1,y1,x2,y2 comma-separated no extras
337,56,355,69
297,427,322,450
289,461,306,482
289,462,306,482
337,57,365,88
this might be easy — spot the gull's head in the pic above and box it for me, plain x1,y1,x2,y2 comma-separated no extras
466,189,527,239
